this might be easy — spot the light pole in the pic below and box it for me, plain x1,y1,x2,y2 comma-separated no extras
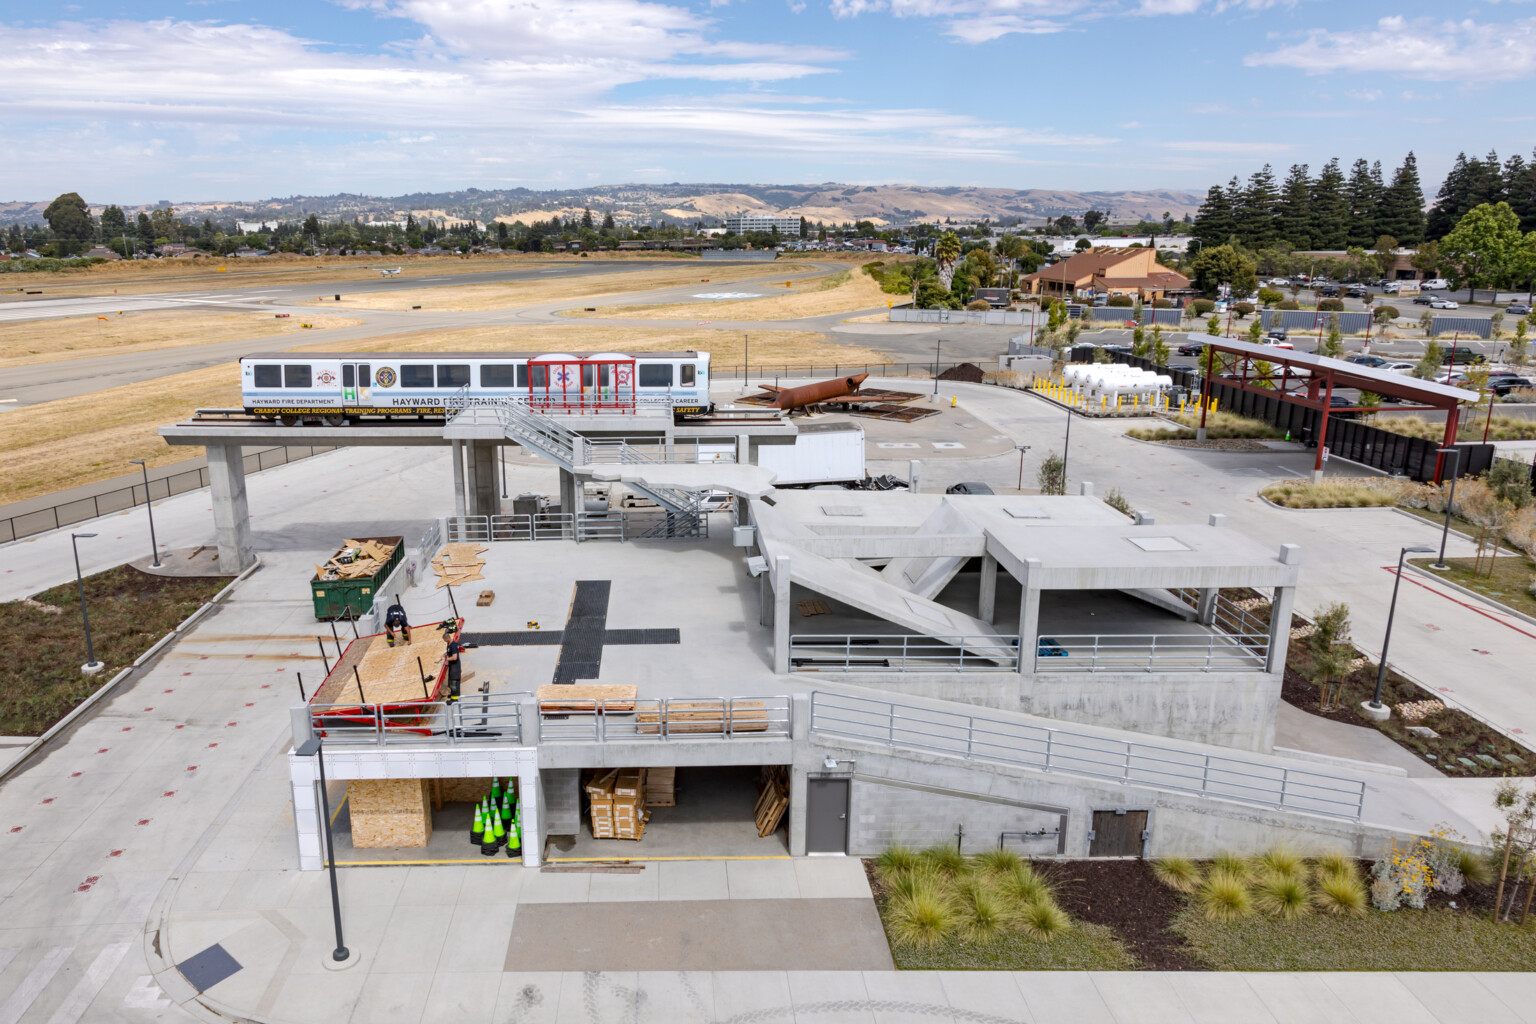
71,532,104,675
1061,408,1073,486
1368,545,1437,715
933,337,943,396
127,460,162,567
295,736,351,964
1016,445,1031,491
1431,446,1462,570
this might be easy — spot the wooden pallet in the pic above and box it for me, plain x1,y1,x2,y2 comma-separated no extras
754,766,789,837
537,684,637,714
635,700,769,734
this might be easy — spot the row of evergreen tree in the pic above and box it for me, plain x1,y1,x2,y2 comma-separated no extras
1194,149,1536,255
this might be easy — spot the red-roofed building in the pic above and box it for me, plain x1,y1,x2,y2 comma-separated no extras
1021,247,1190,302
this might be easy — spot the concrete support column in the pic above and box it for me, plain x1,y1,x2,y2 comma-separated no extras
1267,584,1297,674
558,468,579,518
787,693,810,856
1016,557,1041,676
206,443,254,573
978,552,998,623
908,459,921,494
1196,587,1218,626
760,567,773,627
451,440,466,518
737,433,751,466
470,441,498,518
464,440,480,514
773,554,792,674
518,761,542,868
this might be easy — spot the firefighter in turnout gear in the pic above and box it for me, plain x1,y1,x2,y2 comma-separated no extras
383,602,411,647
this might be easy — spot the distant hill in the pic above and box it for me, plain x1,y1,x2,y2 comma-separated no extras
0,183,1203,229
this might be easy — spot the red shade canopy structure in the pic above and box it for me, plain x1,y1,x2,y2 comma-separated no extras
1190,336,1480,482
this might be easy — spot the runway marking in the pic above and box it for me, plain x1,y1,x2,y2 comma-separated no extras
0,946,74,1024
1388,565,1536,641
44,942,131,1024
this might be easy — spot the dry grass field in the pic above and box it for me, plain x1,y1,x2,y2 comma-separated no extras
0,326,884,506
563,264,892,321
0,250,697,297
0,311,362,369
306,261,819,312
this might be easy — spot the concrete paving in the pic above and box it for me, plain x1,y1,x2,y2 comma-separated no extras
1,376,1531,1021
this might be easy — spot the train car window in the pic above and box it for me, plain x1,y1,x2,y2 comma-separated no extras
400,365,434,388
253,365,282,388
481,364,516,388
517,364,529,388
639,364,672,387
342,365,355,388
599,364,613,387
359,364,371,384
284,365,312,388
437,364,471,388
680,363,696,386
530,364,548,388
581,365,594,388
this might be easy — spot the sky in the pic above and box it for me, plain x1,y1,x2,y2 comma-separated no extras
3,0,1535,203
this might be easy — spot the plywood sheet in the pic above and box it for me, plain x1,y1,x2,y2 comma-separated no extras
635,700,769,734
348,779,431,848
313,630,450,705
537,683,637,713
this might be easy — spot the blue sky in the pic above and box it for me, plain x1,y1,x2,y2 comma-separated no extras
3,0,1534,203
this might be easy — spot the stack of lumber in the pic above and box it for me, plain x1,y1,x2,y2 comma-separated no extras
537,684,637,714
311,629,449,705
586,768,650,840
315,538,397,582
635,700,768,735
643,767,675,808
347,779,431,848
432,543,488,589
754,766,789,837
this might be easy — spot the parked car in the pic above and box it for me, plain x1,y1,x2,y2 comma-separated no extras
1382,361,1415,374
1177,341,1205,356
1318,285,1340,297
1267,278,1290,287
1507,303,1533,316
1489,374,1535,396
1382,282,1402,294
1439,346,1483,364
1420,278,1451,290
946,481,995,495
1429,298,1460,310
1266,327,1288,342
1435,371,1469,385
1413,295,1436,305
1345,355,1391,368
1346,286,1367,298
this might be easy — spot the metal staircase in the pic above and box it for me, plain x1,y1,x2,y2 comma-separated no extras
446,394,708,522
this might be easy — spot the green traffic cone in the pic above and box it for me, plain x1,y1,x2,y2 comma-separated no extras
470,804,484,846
500,792,511,824
506,816,521,857
480,800,498,856
490,778,501,804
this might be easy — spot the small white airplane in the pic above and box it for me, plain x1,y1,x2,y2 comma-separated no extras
378,267,402,277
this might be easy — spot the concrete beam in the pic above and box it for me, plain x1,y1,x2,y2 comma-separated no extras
979,552,997,624
1016,558,1041,676
773,554,791,674
791,535,986,559
206,443,254,573
471,441,499,517
451,440,466,518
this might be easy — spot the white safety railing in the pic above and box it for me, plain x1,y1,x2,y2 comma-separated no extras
310,695,528,746
537,696,792,743
448,511,706,543
1034,633,1270,673
583,437,738,465
808,691,1365,820
789,634,1021,672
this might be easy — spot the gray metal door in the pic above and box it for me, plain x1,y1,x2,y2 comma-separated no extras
1088,809,1148,857
806,777,849,854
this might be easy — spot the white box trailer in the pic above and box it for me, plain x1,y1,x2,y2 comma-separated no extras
756,421,865,486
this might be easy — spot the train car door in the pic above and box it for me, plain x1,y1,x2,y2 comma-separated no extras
341,362,372,406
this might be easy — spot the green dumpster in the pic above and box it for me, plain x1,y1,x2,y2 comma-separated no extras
311,536,404,620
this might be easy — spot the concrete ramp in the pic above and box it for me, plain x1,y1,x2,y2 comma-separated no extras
881,500,980,600
784,541,1015,663
592,463,778,499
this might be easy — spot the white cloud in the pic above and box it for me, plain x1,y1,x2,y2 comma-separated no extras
1245,16,1536,82
1136,0,1293,12
1159,140,1292,155
829,0,1077,42
1347,89,1381,102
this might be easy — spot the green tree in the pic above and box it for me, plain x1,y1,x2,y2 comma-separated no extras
1345,158,1383,247
1440,202,1524,302
1206,314,1221,336
1189,244,1256,298
1305,603,1355,712
1274,163,1313,248
1370,235,1399,278
1036,451,1065,495
1414,341,1444,379
1512,319,1530,367
581,207,594,230
1319,315,1344,358
1151,326,1169,365
43,192,93,250
1378,152,1427,246
1074,236,1092,252
1192,182,1235,249
601,211,616,232
934,231,961,291
1309,158,1350,249
1247,318,1263,343
1237,164,1280,246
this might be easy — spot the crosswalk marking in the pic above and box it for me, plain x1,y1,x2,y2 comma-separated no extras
0,949,18,976
44,942,131,1024
121,976,172,1011
0,946,73,1024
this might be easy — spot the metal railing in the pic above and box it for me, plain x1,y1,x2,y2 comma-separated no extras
790,634,1021,672
1034,633,1270,673
807,691,1365,820
712,361,976,383
538,696,792,743
583,437,737,465
448,511,706,543
0,444,340,545
310,696,526,746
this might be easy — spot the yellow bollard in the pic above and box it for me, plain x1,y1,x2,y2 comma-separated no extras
950,396,957,408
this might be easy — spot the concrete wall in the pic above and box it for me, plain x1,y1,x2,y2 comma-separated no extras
795,734,1395,860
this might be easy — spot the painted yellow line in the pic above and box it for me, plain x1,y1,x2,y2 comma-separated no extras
335,858,513,866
